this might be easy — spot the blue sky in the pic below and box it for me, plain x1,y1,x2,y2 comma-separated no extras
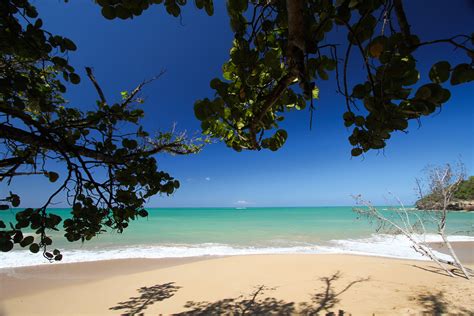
8,0,474,207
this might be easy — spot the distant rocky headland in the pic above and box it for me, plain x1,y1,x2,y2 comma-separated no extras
416,199,474,211
416,176,474,211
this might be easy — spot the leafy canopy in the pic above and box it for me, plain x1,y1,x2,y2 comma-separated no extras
95,0,473,154
0,0,203,259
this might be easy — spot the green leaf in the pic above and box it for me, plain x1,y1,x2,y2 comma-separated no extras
402,69,420,86
195,0,204,9
351,148,363,157
29,243,40,253
343,111,355,122
210,78,221,89
115,5,131,19
48,172,59,183
1,240,13,252
25,6,38,18
204,0,214,15
194,99,212,120
352,84,366,99
354,116,365,127
415,85,432,100
312,86,320,99
122,139,138,149
13,232,23,244
43,236,52,246
20,236,34,247
11,194,20,207
69,73,81,84
101,6,116,19
63,38,77,51
228,0,248,12
51,56,68,67
368,42,384,58
450,63,474,85
166,3,181,17
317,68,329,80
429,61,450,84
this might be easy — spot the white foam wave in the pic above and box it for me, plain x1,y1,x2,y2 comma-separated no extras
327,234,474,261
1,234,472,269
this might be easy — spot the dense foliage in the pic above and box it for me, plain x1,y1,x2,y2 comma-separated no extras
95,0,473,153
454,176,474,201
0,0,202,258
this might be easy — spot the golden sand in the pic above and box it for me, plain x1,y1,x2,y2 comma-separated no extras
1,254,473,315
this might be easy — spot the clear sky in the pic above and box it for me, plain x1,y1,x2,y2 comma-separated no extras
7,0,473,207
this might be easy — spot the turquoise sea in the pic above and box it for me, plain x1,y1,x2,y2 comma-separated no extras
1,206,473,268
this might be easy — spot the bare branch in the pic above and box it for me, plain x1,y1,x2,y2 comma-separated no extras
85,67,107,104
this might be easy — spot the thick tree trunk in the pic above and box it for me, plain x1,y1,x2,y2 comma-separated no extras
286,0,306,54
393,0,411,39
286,0,311,97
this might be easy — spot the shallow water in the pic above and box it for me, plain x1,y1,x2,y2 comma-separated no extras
1,206,473,267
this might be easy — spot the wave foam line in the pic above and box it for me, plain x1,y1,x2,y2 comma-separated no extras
1,234,472,269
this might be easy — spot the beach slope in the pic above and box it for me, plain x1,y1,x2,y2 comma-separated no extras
1,254,473,315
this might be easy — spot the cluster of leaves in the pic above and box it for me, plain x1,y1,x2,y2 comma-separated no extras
0,0,202,258
96,0,214,19
345,33,473,157
0,0,79,112
196,0,324,152
190,0,472,155
93,0,473,154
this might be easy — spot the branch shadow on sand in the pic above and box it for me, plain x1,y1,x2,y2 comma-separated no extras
174,271,369,316
299,271,369,315
414,291,473,316
109,282,181,316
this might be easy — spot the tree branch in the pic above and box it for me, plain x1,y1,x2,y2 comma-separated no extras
414,36,474,54
393,0,411,39
85,67,107,104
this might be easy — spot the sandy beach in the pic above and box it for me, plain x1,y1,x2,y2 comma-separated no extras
427,241,474,264
1,254,473,315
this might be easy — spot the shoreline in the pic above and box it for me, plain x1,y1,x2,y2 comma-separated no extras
1,254,473,315
1,238,472,270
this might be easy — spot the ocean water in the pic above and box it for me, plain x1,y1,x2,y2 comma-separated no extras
1,206,473,268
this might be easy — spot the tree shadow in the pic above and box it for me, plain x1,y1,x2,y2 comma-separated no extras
415,291,473,316
417,291,448,315
175,285,296,315
300,271,370,315
174,271,368,315
109,282,181,316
